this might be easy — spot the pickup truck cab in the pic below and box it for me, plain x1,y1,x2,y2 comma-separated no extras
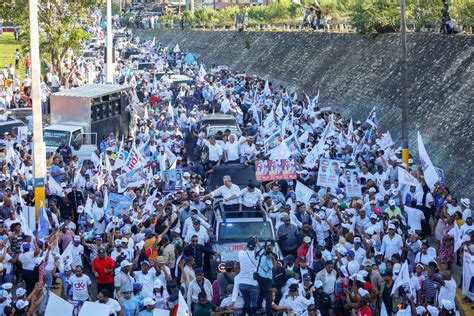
211,205,282,274
43,125,97,162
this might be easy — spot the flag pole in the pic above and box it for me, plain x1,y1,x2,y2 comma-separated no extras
400,0,410,165
29,0,46,219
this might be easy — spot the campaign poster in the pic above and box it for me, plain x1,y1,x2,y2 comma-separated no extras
434,167,445,185
105,193,134,217
256,159,297,182
317,158,341,188
116,168,147,193
161,169,183,192
284,134,302,158
344,169,362,197
264,130,283,152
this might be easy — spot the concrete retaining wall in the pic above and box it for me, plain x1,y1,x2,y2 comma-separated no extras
136,30,474,197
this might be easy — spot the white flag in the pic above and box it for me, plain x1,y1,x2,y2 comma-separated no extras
91,151,101,169
275,100,284,118
263,80,271,97
376,131,395,150
58,243,74,273
298,130,309,145
124,142,145,172
269,142,291,160
397,167,420,187
365,106,378,128
295,181,314,206
391,261,412,295
173,44,180,53
311,90,319,109
417,132,439,189
176,291,191,316
48,177,64,197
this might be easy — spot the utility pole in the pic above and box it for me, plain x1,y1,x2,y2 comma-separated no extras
106,0,114,83
400,0,409,164
29,0,46,217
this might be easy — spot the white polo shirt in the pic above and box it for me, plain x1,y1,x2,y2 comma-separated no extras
212,184,241,205
203,140,223,162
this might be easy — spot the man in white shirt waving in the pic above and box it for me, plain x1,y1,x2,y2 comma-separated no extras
207,175,241,213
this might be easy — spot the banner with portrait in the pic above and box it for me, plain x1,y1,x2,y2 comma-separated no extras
105,193,134,217
116,167,147,193
316,158,341,188
256,159,298,182
161,169,183,192
284,134,302,158
343,169,362,197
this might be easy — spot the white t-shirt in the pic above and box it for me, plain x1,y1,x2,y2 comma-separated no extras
100,298,121,316
18,251,36,270
68,274,91,301
438,278,456,304
415,191,433,208
71,244,84,268
203,140,223,162
405,206,425,231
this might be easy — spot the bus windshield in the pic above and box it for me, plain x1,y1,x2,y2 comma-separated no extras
43,130,70,148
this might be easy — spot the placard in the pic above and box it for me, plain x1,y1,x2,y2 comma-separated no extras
316,158,341,188
256,159,298,182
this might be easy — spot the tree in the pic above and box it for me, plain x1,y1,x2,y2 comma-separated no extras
0,0,102,79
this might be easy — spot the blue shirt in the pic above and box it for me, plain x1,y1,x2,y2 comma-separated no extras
139,310,154,316
122,298,139,316
257,253,274,279
50,164,62,183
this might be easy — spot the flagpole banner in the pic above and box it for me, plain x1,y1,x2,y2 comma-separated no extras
295,181,315,205
116,167,147,193
397,167,420,187
417,132,439,189
434,167,446,185
105,193,134,217
162,169,183,192
45,291,74,316
317,158,342,188
284,134,302,158
344,169,362,198
263,130,282,152
78,301,110,316
256,159,297,182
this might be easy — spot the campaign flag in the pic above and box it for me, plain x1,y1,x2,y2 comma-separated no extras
311,90,319,109
198,63,207,79
284,134,302,158
417,132,439,189
295,181,315,205
162,169,183,193
114,136,126,170
48,176,64,197
346,119,354,144
124,142,145,172
37,202,50,240
317,158,341,188
365,106,378,128
434,167,446,185
269,142,291,160
263,80,271,96
263,109,276,133
144,189,158,212
376,131,394,150
167,101,174,124
303,122,330,168
175,291,191,316
256,159,298,182
173,44,180,53
91,151,101,169
58,242,74,273
275,100,284,118
391,261,412,296
398,167,420,187
264,129,282,152
6,146,21,170
45,291,74,316
116,167,147,193
298,130,309,145
164,146,177,168
105,193,133,217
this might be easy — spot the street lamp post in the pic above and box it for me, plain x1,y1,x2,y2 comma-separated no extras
106,0,114,83
400,0,409,164
29,0,47,217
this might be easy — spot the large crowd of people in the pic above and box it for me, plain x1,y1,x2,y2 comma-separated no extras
0,7,472,316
